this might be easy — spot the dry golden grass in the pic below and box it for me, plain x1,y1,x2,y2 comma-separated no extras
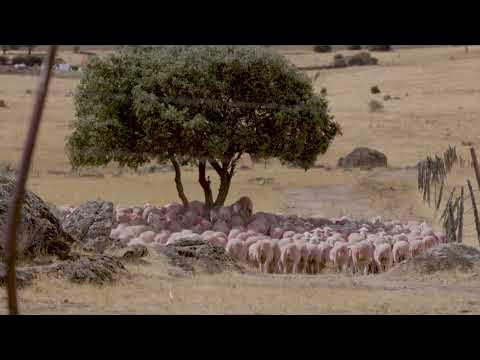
2,252,479,314
1,45,480,314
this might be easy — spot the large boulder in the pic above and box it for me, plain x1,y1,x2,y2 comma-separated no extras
62,199,114,253
159,238,244,274
23,253,129,285
0,176,73,259
337,147,388,169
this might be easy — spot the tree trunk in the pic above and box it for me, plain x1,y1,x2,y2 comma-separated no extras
169,156,189,207
214,170,232,207
198,160,214,209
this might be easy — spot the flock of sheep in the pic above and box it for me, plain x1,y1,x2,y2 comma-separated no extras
60,196,445,275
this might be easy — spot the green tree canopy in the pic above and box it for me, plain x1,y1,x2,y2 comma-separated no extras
66,45,341,209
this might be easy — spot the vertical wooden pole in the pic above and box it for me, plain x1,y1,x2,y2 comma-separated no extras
469,147,480,190
457,187,464,243
3,46,58,315
467,180,480,246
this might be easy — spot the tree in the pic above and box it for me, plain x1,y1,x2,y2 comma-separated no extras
1,45,20,55
23,45,36,55
66,46,341,210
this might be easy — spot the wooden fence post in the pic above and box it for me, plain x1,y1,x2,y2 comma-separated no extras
458,187,464,243
470,147,480,190
467,180,480,246
3,46,57,315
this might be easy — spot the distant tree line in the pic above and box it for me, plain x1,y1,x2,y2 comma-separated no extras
1,45,37,55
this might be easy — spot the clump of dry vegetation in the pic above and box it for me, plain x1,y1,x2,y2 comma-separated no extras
369,99,384,112
313,45,332,53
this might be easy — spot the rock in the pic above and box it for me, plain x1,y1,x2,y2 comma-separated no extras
26,254,129,285
0,262,34,288
387,244,480,277
62,199,114,252
337,147,388,169
167,233,203,246
121,244,149,261
0,176,74,259
160,238,244,274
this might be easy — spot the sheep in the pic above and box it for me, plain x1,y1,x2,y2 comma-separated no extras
409,240,425,257
392,240,409,263
305,244,322,274
422,235,436,250
228,228,244,241
212,219,230,234
268,240,282,273
373,243,393,273
139,231,156,244
329,242,349,272
295,241,309,274
280,243,301,274
226,238,247,262
316,242,332,272
154,231,171,245
349,241,374,275
231,196,253,222
248,239,274,272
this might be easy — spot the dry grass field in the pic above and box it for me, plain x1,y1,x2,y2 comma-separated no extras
1,45,480,314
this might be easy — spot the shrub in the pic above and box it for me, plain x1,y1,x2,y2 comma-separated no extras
11,55,43,67
369,99,384,112
320,87,327,96
73,45,80,53
371,85,381,94
347,52,378,66
347,45,362,50
66,45,341,209
0,55,7,65
313,45,332,53
0,99,6,108
368,45,392,52
332,54,347,68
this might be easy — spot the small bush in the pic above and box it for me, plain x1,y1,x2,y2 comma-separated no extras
73,45,80,53
368,45,392,52
347,52,378,66
0,55,8,65
332,54,347,68
369,99,384,112
11,55,43,67
0,99,6,108
347,45,362,50
313,45,332,53
371,85,381,94
320,87,327,96
383,95,391,101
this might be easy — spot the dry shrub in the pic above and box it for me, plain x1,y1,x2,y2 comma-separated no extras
347,52,378,66
369,99,384,112
333,54,347,68
313,45,332,53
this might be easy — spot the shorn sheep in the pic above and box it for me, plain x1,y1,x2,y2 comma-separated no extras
95,198,446,276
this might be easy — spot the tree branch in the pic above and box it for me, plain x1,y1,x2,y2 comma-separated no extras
169,154,189,207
